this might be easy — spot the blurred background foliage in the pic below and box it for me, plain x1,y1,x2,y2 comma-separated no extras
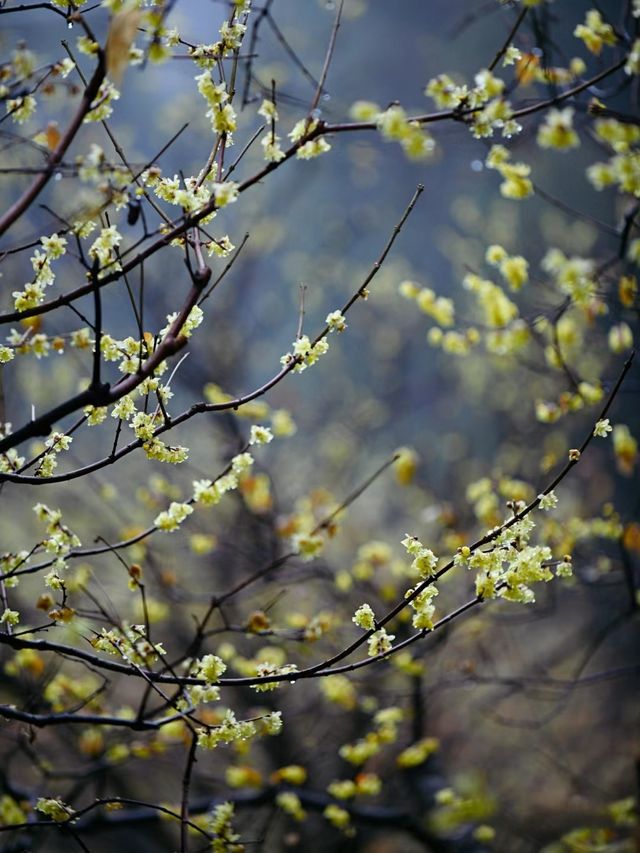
0,1,638,851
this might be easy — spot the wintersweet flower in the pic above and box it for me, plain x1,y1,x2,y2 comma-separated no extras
594,418,613,437
352,603,376,630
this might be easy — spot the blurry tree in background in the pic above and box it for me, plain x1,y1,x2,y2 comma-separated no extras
0,0,638,850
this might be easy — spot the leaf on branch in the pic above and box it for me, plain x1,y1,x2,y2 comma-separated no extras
106,9,141,84
45,122,61,151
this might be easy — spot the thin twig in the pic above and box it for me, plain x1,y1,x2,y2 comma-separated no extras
488,6,529,72
309,0,344,115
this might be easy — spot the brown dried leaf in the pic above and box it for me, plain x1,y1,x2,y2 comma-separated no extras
45,122,61,151
515,52,539,85
105,8,141,84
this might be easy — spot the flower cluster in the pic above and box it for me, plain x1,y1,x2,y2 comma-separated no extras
196,709,256,750
427,327,480,356
399,280,455,326
154,501,193,532
35,798,75,822
253,662,298,692
196,71,237,136
185,6,247,69
352,603,376,630
160,304,204,339
280,334,329,373
463,274,519,328
323,804,353,834
297,137,332,160
291,532,325,562
349,101,434,160
249,424,273,445
33,503,81,561
613,424,638,475
425,67,521,139
535,379,604,424
89,224,123,271
276,792,306,822
541,248,597,308
195,653,227,683
0,608,20,627
321,675,357,709
397,736,440,768
179,653,228,707
393,447,419,485
84,79,120,123
367,627,395,657
573,10,617,55
12,232,67,312
537,108,580,151
326,310,347,332
538,490,559,511
193,471,238,506
327,775,380,802
32,431,73,478
287,118,332,160
406,584,439,630
586,119,640,198
208,802,243,853
7,94,37,124
339,706,404,766
626,39,640,75
377,104,435,159
90,623,166,666
401,534,439,578
151,172,214,214
457,514,564,604
486,144,533,199
0,795,27,827
485,245,529,291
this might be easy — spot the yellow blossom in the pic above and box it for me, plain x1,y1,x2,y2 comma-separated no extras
537,108,580,150
574,10,617,55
